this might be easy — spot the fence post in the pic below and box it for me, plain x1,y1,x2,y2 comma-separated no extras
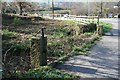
30,27,47,68
97,25,103,36
40,27,47,66
97,14,100,25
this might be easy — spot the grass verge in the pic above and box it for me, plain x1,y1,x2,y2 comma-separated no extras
12,66,80,80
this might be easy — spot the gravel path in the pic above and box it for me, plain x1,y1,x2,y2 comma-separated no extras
56,18,119,79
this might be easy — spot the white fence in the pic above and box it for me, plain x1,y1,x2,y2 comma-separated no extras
42,14,98,21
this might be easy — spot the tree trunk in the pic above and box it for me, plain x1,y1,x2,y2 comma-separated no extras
52,0,54,19
100,2,103,18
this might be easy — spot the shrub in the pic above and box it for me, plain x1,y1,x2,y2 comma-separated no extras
101,22,112,34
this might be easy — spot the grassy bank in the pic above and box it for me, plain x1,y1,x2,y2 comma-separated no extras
2,14,113,79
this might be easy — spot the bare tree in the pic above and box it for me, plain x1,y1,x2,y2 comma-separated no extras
16,2,35,15
2,1,38,15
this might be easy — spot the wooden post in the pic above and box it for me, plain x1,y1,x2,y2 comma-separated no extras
30,28,47,68
40,27,47,66
97,15,100,25
97,25,103,36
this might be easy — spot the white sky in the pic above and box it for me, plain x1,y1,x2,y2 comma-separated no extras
2,0,120,2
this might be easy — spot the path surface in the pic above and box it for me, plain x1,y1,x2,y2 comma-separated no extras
56,18,119,79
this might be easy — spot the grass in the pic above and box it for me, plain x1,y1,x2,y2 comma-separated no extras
48,41,65,57
49,34,100,66
2,29,18,37
73,41,95,55
48,42,63,46
13,66,80,80
63,20,77,25
12,42,30,50
49,38,98,66
100,22,113,34
47,20,100,65
77,20,112,34
52,28,69,38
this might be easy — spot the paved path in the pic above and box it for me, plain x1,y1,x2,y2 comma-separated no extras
56,18,119,79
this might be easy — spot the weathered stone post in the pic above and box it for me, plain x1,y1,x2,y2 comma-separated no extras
97,25,103,36
30,27,47,68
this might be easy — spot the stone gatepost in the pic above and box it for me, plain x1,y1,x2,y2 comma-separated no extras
97,25,103,36
30,27,47,68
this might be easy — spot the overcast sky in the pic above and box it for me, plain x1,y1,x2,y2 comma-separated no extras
2,0,120,2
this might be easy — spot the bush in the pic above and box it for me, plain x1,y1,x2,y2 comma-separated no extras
100,22,112,34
